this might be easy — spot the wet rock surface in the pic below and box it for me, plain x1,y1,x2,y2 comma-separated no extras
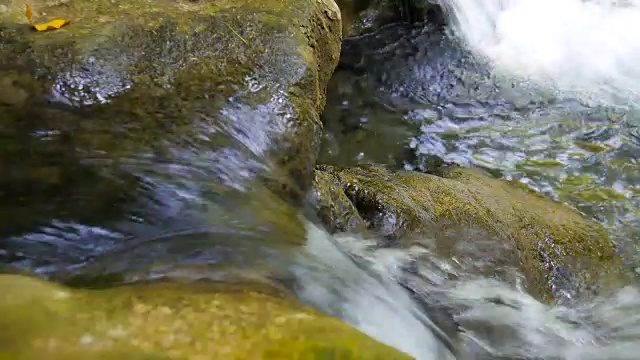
336,21,496,107
335,0,442,36
318,20,508,169
311,164,628,301
0,0,341,277
0,274,412,359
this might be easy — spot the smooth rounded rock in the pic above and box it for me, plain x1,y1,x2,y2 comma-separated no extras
0,274,413,359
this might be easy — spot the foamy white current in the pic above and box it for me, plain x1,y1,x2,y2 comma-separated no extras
293,222,453,360
294,222,640,359
294,2,640,358
443,0,640,107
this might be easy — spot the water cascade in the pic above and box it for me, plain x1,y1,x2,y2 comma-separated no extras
442,0,640,109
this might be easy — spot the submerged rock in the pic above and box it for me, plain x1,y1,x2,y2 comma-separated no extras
0,0,341,275
311,164,627,301
0,274,412,359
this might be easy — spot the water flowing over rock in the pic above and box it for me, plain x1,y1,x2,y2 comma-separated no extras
0,0,341,276
311,164,628,301
0,1,421,358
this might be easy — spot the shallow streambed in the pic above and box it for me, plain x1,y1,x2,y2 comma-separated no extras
320,21,640,269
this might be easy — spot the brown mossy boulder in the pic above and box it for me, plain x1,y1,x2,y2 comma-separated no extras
311,164,628,301
0,274,412,359
0,0,341,271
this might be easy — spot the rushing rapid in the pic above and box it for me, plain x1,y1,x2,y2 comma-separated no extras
2,0,639,359
314,0,640,358
442,0,640,109
295,222,640,360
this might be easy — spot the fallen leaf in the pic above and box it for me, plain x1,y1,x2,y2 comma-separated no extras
25,4,32,23
32,19,71,31
25,4,72,32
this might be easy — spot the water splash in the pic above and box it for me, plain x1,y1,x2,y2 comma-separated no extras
294,223,640,359
443,0,640,108
293,222,456,360
444,279,640,359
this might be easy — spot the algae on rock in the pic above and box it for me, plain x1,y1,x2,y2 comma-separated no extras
0,274,412,359
311,164,626,301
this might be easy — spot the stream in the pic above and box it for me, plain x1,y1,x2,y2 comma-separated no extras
1,0,640,359
316,0,640,358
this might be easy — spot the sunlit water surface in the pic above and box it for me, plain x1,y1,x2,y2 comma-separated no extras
314,0,640,358
1,1,640,359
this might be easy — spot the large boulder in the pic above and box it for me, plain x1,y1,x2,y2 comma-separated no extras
0,274,412,359
310,164,628,301
0,0,341,276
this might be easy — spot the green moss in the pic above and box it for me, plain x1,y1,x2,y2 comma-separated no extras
574,187,628,202
567,152,587,159
516,158,565,169
310,168,367,234
313,165,626,302
0,274,411,359
439,132,460,141
561,175,597,186
607,159,637,169
506,179,549,199
574,140,611,153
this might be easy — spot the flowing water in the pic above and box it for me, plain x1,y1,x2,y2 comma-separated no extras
315,0,640,358
442,0,640,107
297,221,640,359
2,0,640,359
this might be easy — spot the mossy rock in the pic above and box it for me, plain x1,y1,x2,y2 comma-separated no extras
311,164,627,301
0,0,341,206
0,274,412,359
0,0,341,270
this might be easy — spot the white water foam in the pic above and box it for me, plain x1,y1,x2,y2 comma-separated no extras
293,222,455,360
443,0,640,107
294,222,640,359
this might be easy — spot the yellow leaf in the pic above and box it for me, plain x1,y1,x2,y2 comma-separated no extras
32,19,71,31
25,4,33,23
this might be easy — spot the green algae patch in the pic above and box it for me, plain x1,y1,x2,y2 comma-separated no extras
555,175,628,204
312,164,626,301
516,158,565,169
561,175,597,187
574,140,612,153
309,169,367,234
556,174,629,204
0,274,412,360
573,187,628,203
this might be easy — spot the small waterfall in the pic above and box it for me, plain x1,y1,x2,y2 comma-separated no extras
292,222,456,360
293,222,640,359
441,0,640,108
